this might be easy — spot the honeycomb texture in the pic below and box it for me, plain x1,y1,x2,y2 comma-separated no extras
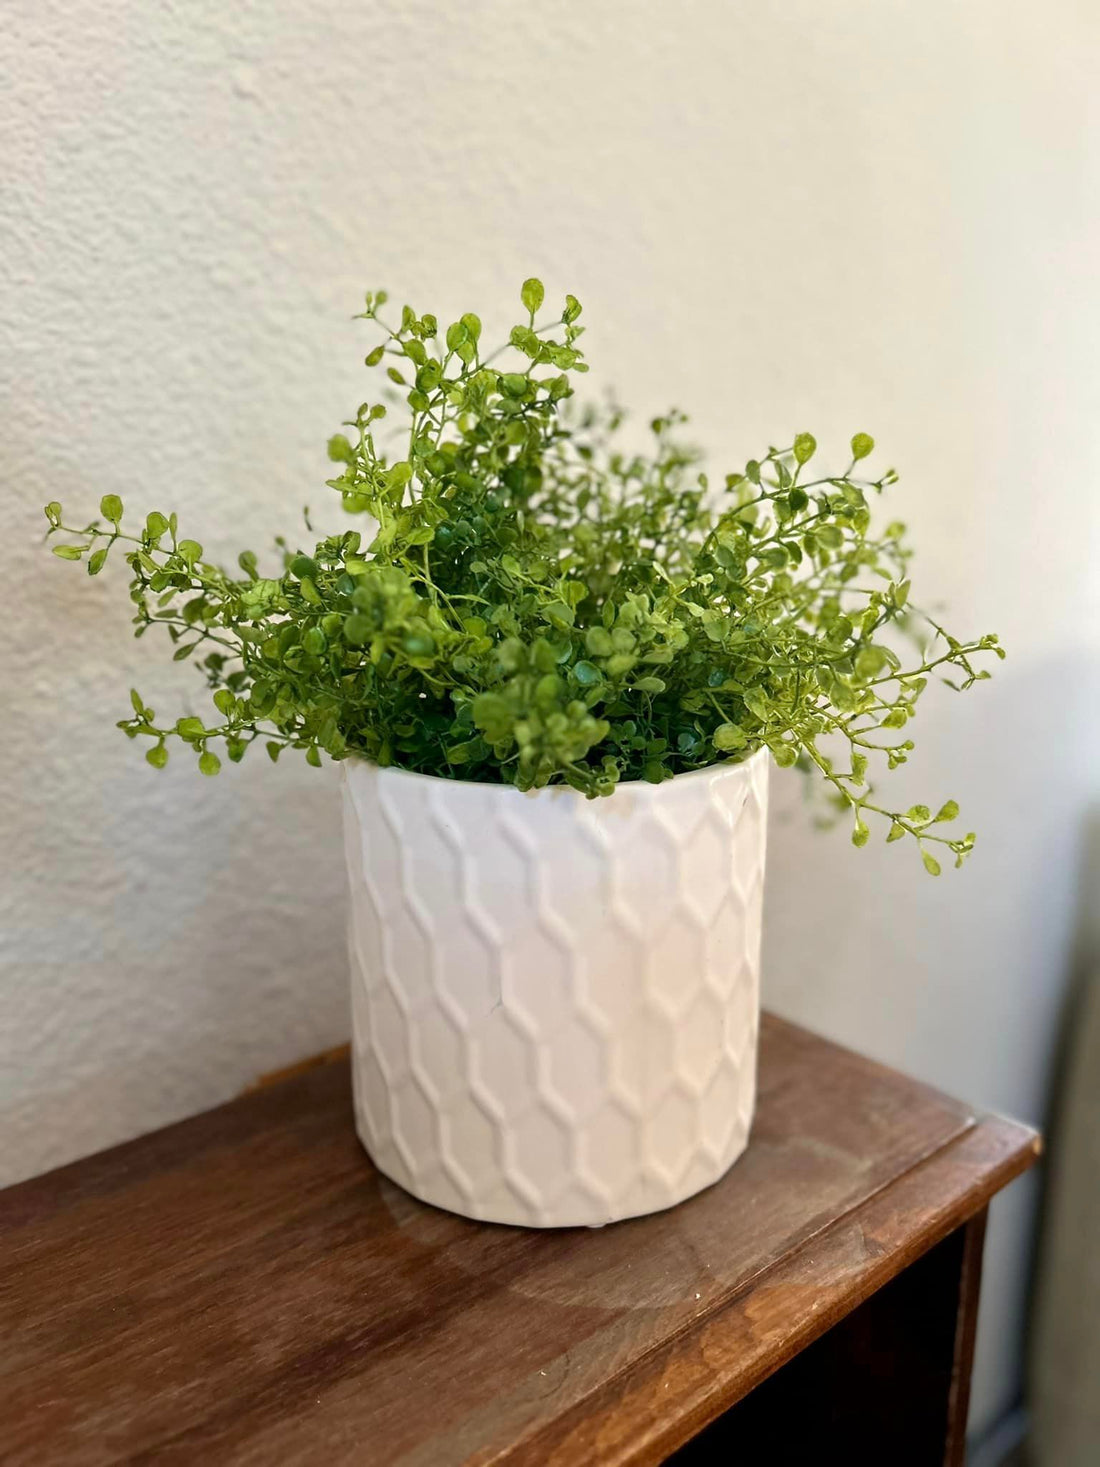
342,751,769,1227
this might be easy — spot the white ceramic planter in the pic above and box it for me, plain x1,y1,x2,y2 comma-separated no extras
342,749,769,1228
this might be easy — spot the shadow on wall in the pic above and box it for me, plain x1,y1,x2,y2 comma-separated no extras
1027,803,1100,1467
764,648,1098,1095
763,649,1100,1445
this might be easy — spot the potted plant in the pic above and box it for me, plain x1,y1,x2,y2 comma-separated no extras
46,279,1002,1228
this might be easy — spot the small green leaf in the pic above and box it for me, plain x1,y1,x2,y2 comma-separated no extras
177,539,203,566
713,723,747,751
472,692,513,740
343,614,371,645
213,689,235,715
572,660,602,686
305,745,322,768
541,601,575,630
886,822,906,842
402,632,435,658
851,432,875,461
52,544,83,560
521,277,545,316
585,625,614,658
146,744,168,769
933,799,959,823
743,687,770,721
44,501,62,525
100,494,123,524
199,750,221,776
852,819,870,847
634,676,666,694
176,717,205,738
446,738,487,764
532,639,558,674
130,688,146,716
906,804,931,824
793,432,817,465
922,850,942,876
855,645,890,680
87,548,108,576
266,742,282,763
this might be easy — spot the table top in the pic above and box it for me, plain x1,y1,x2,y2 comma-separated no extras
0,1014,1039,1467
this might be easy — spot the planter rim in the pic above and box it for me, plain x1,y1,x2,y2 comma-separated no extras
341,742,769,796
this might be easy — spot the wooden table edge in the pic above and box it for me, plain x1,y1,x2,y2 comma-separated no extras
496,1112,1041,1467
0,1020,1041,1467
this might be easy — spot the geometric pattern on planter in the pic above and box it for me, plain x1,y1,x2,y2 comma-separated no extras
343,749,769,1228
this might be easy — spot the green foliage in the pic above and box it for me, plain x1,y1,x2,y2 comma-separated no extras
45,279,1004,873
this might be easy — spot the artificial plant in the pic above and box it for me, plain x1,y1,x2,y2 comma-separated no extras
46,279,1003,872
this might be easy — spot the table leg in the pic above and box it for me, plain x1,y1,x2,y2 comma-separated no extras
943,1208,988,1466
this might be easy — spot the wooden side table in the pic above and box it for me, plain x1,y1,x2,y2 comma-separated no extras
0,1014,1038,1466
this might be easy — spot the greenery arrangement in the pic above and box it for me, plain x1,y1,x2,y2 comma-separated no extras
46,279,1002,873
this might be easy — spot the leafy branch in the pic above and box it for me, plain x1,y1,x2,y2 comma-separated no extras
44,279,1003,873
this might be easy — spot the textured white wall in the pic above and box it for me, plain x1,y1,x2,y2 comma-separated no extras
4,0,1098,1438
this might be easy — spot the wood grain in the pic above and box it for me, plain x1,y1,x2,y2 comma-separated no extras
0,1014,1038,1467
668,1210,988,1465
